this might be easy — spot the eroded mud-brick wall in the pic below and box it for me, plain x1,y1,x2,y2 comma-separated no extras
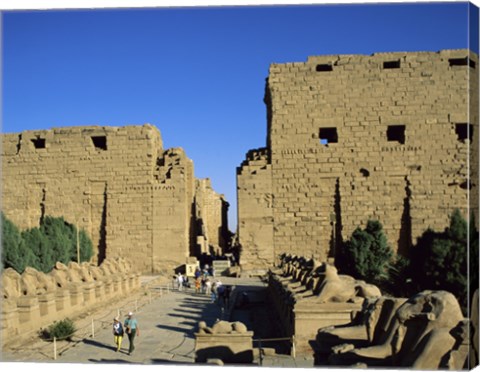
194,178,229,255
151,147,195,271
2,124,198,273
236,148,274,270
238,49,478,266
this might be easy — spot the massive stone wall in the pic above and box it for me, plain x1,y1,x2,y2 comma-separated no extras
2,124,227,273
238,49,479,268
194,178,229,255
236,148,274,271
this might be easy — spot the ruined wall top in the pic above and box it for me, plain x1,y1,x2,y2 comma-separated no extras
268,49,478,75
3,123,163,156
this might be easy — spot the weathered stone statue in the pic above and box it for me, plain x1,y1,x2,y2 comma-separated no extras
471,289,479,368
68,261,94,282
328,290,465,369
439,319,471,369
316,297,381,353
50,262,71,288
99,259,114,276
88,264,105,281
33,269,56,294
313,264,381,303
198,320,249,334
20,267,41,296
2,268,22,299
392,290,464,368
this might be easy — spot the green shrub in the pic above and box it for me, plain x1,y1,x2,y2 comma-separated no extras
338,220,393,284
1,213,36,273
40,216,76,265
43,318,76,341
1,213,94,274
75,228,94,263
382,254,413,297
409,209,469,312
40,216,93,265
21,227,55,273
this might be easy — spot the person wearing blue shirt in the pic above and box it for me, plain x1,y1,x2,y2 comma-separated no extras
124,311,140,355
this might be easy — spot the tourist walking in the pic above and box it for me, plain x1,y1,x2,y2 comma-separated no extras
223,285,232,308
195,276,201,294
112,317,124,352
211,280,218,303
184,275,190,289
194,267,201,280
205,278,212,296
177,273,184,291
124,311,140,355
203,265,209,278
217,282,225,306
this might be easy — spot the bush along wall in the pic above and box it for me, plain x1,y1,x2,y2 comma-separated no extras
408,209,474,314
335,211,477,312
1,213,93,274
337,219,393,285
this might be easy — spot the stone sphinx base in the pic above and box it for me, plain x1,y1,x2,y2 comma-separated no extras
195,331,254,364
1,258,143,348
294,301,362,354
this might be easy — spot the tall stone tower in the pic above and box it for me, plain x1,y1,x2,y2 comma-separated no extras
237,49,478,271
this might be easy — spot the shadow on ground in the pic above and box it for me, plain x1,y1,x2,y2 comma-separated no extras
88,358,133,364
83,339,117,352
156,324,194,337
150,359,199,365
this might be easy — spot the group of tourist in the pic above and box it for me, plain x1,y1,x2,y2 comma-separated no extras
112,311,140,355
109,265,233,356
175,273,188,291
175,267,216,291
211,280,232,308
174,266,233,308
193,266,214,295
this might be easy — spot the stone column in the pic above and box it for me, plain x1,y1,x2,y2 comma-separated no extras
82,282,96,307
38,292,57,325
17,296,41,333
55,289,71,319
112,277,121,295
1,299,19,345
127,275,135,292
132,274,141,290
68,283,85,313
120,275,129,295
103,279,113,300
94,281,105,303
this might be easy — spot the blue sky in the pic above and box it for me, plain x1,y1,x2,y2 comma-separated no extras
1,1,478,231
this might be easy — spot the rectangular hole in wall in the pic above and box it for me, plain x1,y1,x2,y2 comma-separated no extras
455,123,473,143
316,64,333,72
383,60,401,69
449,57,476,69
91,136,107,150
319,127,338,145
31,137,46,149
387,125,405,144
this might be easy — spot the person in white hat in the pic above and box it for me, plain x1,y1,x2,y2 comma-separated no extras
112,316,124,352
124,311,140,355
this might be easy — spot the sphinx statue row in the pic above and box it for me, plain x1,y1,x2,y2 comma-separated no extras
1,258,141,346
269,253,479,369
